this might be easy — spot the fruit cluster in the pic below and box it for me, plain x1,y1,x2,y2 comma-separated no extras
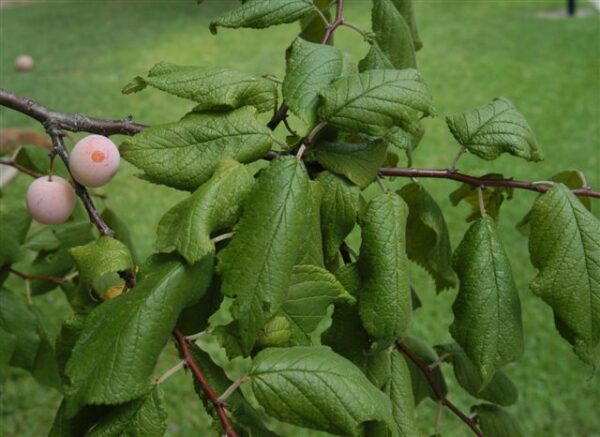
26,135,120,224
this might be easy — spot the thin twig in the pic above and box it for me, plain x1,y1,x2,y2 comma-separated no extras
396,341,484,437
0,158,42,178
341,21,367,37
477,186,486,217
211,232,235,244
282,118,298,136
217,376,250,404
379,167,600,199
435,401,443,435
376,176,389,194
7,267,68,284
448,146,466,172
0,88,145,136
261,74,283,84
312,4,330,27
156,360,186,384
173,329,238,437
296,144,307,160
185,330,208,342
267,0,345,131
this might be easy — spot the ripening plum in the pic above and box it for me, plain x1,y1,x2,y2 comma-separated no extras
70,135,120,187
26,176,76,224
15,55,34,72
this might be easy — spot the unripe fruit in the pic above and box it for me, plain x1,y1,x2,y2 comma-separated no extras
15,55,34,72
26,176,76,224
70,135,120,187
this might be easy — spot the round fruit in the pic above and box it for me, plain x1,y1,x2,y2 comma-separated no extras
15,55,34,72
69,135,120,187
26,176,76,224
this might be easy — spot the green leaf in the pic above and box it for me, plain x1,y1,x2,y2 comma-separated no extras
295,181,324,267
451,217,524,385
0,327,17,383
0,206,31,265
311,137,387,189
283,37,345,127
359,193,411,348
257,316,291,347
317,171,360,263
389,0,422,50
358,43,395,73
401,336,447,405
56,314,86,384
299,0,331,43
446,97,543,161
0,287,40,369
210,0,314,34
319,69,434,137
120,107,272,191
365,349,391,390
176,281,222,336
156,160,253,264
387,350,419,437
280,265,354,345
0,287,61,389
399,183,457,292
249,346,395,435
516,170,591,236
14,145,69,179
30,316,62,390
384,124,424,155
86,387,167,437
369,0,416,70
217,157,310,355
123,62,277,113
435,343,518,406
185,342,276,435
101,208,140,264
65,254,213,405
471,404,525,437
528,184,600,365
449,174,513,222
49,401,111,437
322,263,372,367
70,237,133,296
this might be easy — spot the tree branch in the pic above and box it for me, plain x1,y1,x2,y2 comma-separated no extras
380,167,600,199
267,0,345,131
173,329,238,437
0,158,42,178
6,266,68,284
0,88,145,136
396,341,484,437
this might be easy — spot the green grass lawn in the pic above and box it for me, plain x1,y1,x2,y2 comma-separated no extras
1,0,599,435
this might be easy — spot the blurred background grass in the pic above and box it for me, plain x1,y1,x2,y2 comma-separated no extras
1,0,599,435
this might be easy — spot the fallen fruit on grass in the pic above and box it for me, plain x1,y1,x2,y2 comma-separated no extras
15,55,34,72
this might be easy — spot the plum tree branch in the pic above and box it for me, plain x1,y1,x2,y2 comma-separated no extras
6,266,68,284
173,329,238,437
2,89,598,200
379,167,600,199
0,158,42,178
267,0,346,131
0,88,145,136
396,341,484,437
